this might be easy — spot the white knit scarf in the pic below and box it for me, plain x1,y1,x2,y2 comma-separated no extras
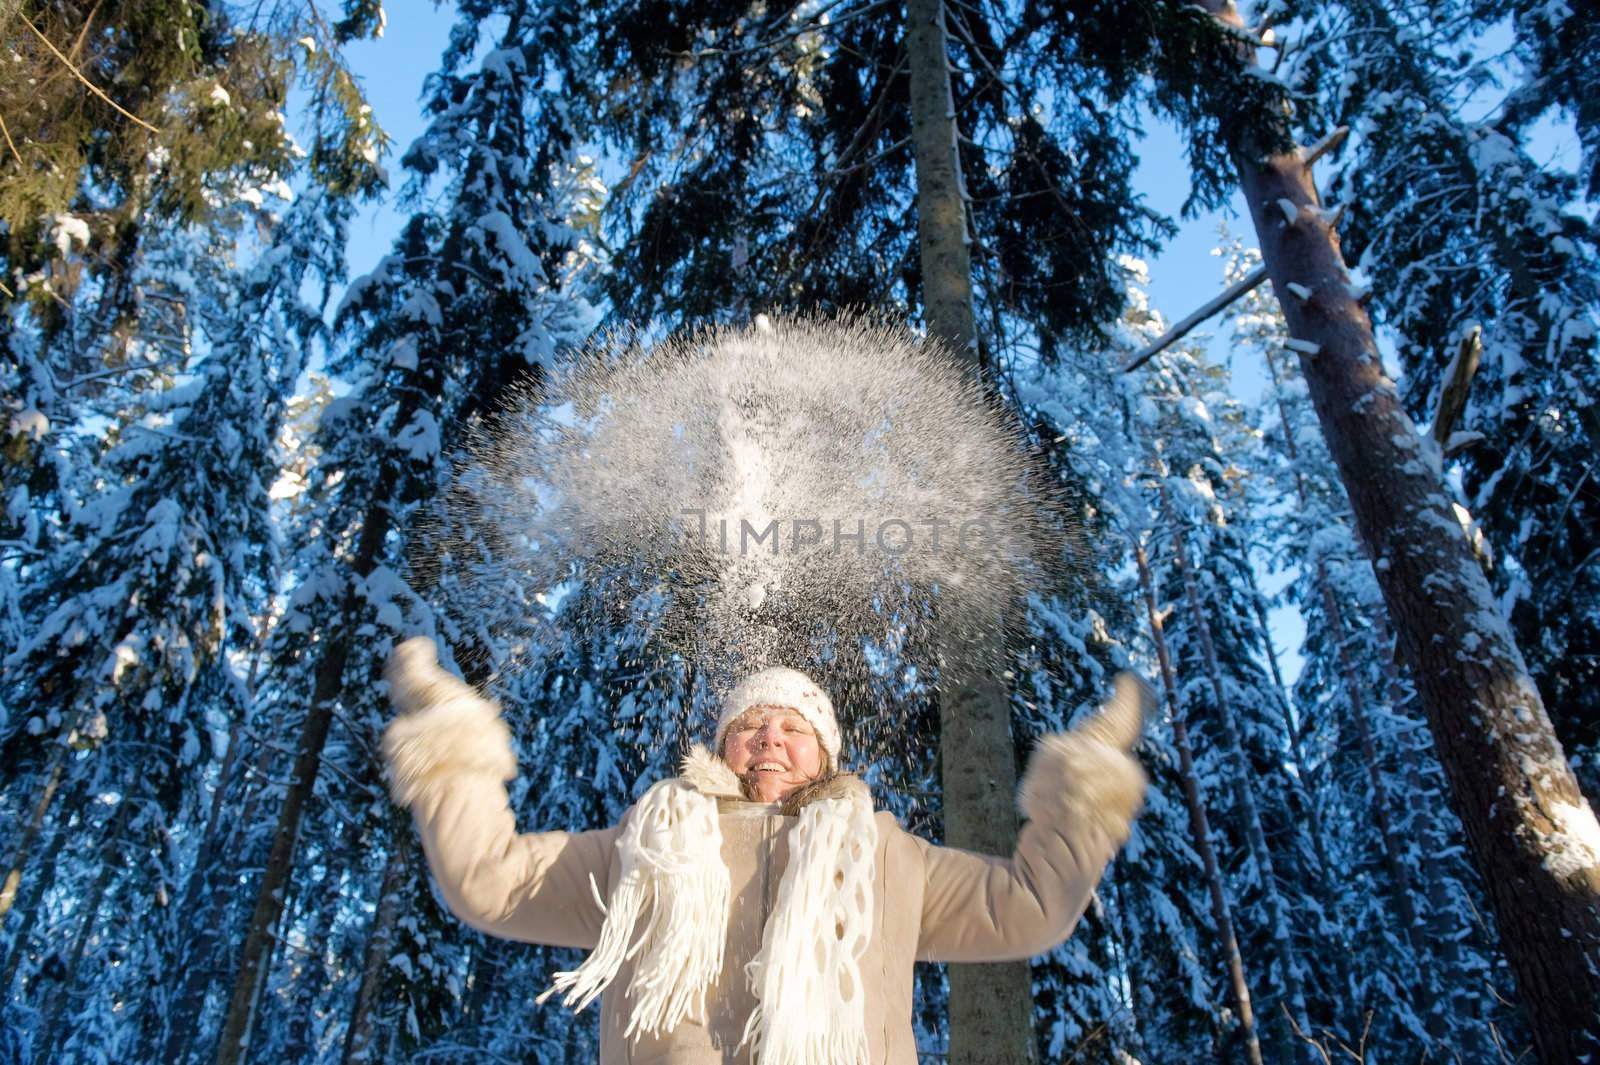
540,748,879,1063
740,788,878,1065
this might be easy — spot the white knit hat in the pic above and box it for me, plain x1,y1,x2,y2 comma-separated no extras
715,667,840,760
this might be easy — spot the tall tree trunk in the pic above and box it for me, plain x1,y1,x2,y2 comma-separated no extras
0,747,69,923
1245,586,1332,875
35,798,129,1062
341,835,409,1064
908,0,978,366
1260,344,1428,963
907,2,1033,1062
1191,4,1600,1056
0,791,74,995
1163,496,1311,1056
159,715,257,1061
167,735,282,1065
212,509,392,1065
1135,540,1264,1065
462,937,506,1024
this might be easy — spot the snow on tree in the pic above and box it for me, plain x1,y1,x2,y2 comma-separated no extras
206,4,599,1061
1295,0,1600,801
1221,237,1520,1056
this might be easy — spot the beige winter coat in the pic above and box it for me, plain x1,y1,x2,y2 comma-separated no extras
384,689,1145,1064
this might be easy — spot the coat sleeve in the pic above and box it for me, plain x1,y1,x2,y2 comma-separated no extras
382,692,616,950
914,730,1145,963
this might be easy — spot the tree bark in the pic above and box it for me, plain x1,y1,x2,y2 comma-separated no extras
908,0,977,366
212,508,392,1065
1191,4,1600,1056
35,798,129,1062
0,790,73,995
907,1,1034,1061
158,714,254,1061
341,830,409,1064
0,747,69,923
1260,344,1429,968
1135,541,1264,1065
1163,497,1310,1056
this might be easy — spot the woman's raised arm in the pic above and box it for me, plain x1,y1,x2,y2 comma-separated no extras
914,674,1150,963
382,637,615,949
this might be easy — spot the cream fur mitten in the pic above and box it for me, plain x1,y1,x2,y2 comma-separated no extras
1018,672,1151,842
381,636,517,807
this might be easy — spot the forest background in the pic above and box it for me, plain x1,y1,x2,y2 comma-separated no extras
1,0,1597,1063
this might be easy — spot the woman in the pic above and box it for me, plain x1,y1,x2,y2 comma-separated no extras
383,637,1148,1064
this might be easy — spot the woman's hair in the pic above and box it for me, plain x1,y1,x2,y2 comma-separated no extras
732,748,837,807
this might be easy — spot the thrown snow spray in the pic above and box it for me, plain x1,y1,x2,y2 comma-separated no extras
423,315,1079,743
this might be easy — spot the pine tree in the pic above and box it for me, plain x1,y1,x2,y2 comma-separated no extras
1,9,383,1051
1128,4,1600,1053
209,3,597,1059
0,182,366,1053
1298,0,1600,800
1222,238,1520,1055
1014,264,1269,1061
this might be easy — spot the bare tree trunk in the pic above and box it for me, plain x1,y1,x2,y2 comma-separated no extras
0,792,73,994
1245,588,1332,874
35,798,128,1062
341,837,409,1064
159,715,256,1061
213,509,392,1065
1135,540,1264,1065
1190,4,1600,1055
0,748,69,923
906,1,1033,1062
908,0,977,366
1261,344,1427,954
1163,496,1311,1055
462,937,506,1023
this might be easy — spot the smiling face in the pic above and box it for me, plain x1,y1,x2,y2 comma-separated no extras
721,705,825,803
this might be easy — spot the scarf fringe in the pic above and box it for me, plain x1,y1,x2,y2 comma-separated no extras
538,780,729,1035
741,1030,873,1065
542,774,878,1064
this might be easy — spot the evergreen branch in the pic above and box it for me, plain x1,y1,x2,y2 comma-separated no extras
670,0,891,60
60,359,186,390
1122,266,1269,372
0,109,21,168
18,12,161,134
